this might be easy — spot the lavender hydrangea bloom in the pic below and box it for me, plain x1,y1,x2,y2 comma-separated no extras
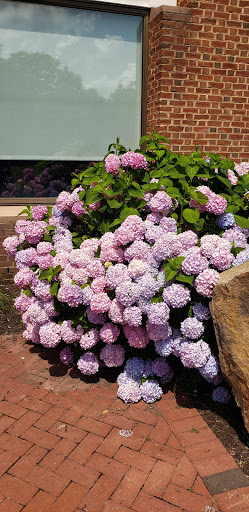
154,337,173,357
57,284,83,307
195,269,220,298
60,347,74,365
79,328,99,349
77,352,99,375
39,322,61,348
117,380,142,403
232,248,249,266
180,317,204,339
143,359,155,378
146,321,172,342
100,344,125,367
116,281,139,307
146,303,170,325
124,357,145,380
216,213,235,230
160,364,174,384
180,340,211,368
199,355,221,384
105,264,131,289
123,306,142,327
163,284,191,309
193,302,211,321
140,380,163,403
212,386,231,404
152,357,172,377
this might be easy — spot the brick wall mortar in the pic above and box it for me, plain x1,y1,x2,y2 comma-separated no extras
147,1,249,160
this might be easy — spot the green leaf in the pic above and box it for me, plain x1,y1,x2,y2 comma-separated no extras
169,256,186,271
22,289,31,297
164,265,177,282
139,135,151,145
50,281,59,296
85,190,102,205
120,208,139,220
166,187,181,198
39,269,52,281
232,246,245,256
155,150,165,159
183,208,200,224
178,156,190,167
168,170,183,179
185,166,199,181
150,294,164,303
127,189,144,198
217,176,231,188
53,265,62,275
234,215,249,228
194,218,205,231
176,273,194,285
107,199,123,209
193,191,208,205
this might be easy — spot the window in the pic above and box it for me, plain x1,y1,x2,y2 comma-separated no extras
0,0,148,200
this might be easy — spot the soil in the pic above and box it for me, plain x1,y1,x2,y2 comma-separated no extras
0,282,249,476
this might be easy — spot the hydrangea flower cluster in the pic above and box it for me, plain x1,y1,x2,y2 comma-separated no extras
4,146,249,407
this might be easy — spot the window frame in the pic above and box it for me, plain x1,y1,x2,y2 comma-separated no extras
0,0,149,205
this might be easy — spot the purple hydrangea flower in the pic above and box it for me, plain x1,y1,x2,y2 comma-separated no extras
212,386,231,404
77,352,99,375
180,317,204,339
60,346,74,365
140,380,163,403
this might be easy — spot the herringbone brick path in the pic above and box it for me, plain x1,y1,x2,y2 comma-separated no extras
0,334,248,512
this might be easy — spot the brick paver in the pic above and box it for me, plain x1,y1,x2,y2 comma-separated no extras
0,333,248,511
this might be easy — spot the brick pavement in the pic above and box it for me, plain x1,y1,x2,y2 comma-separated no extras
0,333,248,512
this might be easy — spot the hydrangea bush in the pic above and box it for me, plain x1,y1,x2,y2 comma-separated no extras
3,133,249,405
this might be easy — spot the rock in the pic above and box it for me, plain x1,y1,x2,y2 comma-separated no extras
210,261,249,433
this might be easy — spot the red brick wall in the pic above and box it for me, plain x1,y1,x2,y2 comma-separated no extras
147,1,249,160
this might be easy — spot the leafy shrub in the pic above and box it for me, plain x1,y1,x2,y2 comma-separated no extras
3,133,249,404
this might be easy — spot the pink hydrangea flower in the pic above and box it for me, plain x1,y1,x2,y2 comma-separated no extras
105,153,120,175
90,292,112,313
148,191,173,213
39,322,61,348
77,352,99,375
79,328,99,349
32,205,48,221
71,202,87,217
123,325,149,348
37,242,53,255
57,284,83,307
60,346,74,364
61,320,83,343
100,344,125,367
123,306,142,327
180,317,204,339
121,151,147,170
163,284,191,308
3,236,20,256
108,298,124,324
195,269,220,297
146,321,172,342
99,323,120,344
227,169,238,185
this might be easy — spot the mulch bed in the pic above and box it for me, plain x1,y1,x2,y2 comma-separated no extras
1,282,249,477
